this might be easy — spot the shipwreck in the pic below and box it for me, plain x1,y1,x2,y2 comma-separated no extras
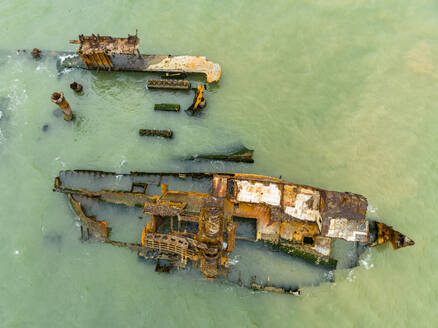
55,32,222,83
53,170,414,294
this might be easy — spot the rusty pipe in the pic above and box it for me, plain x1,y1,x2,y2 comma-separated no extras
31,48,41,58
50,92,73,121
70,82,83,92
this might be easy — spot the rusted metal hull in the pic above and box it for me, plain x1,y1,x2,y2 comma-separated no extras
12,48,220,83
14,32,222,82
64,33,221,82
58,53,221,83
53,170,414,294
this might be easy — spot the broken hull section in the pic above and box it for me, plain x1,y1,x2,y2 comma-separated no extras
16,31,222,82
57,53,221,83
53,170,414,293
66,33,221,82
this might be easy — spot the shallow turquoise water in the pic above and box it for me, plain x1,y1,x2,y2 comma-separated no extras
0,1,437,327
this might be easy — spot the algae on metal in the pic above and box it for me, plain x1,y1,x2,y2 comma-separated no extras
186,146,254,163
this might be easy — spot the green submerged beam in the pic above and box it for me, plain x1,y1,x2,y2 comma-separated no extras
186,146,254,163
154,104,180,112
265,241,338,269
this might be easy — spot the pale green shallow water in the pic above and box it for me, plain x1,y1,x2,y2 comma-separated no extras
0,0,437,327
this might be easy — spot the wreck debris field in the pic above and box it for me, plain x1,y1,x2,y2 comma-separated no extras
0,1,436,327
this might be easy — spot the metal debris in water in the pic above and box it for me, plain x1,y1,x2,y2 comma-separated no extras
186,146,254,163
139,129,173,139
186,83,206,115
31,48,41,58
154,104,180,112
147,79,191,90
70,82,83,93
161,72,187,79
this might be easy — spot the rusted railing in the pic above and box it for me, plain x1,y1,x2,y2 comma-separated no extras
142,232,196,261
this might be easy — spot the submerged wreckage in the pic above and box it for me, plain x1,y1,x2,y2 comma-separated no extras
58,32,222,83
54,170,414,294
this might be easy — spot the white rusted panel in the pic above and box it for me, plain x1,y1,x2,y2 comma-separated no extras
147,56,222,83
236,180,281,206
314,244,330,256
284,189,321,222
326,218,369,242
312,237,331,256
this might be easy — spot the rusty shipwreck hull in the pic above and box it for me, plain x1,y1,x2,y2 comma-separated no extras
53,170,414,294
56,33,222,83
14,33,221,82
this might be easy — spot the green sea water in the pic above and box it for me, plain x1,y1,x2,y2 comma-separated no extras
0,0,437,327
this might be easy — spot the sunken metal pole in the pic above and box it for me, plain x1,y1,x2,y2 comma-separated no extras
50,92,73,121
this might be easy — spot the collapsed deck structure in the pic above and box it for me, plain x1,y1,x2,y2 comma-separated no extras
58,32,221,83
53,170,414,293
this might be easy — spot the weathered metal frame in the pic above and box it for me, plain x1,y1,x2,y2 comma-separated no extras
62,33,222,82
53,170,414,294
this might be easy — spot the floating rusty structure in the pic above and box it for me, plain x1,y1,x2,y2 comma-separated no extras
139,129,173,139
147,79,191,90
58,32,221,83
53,170,414,294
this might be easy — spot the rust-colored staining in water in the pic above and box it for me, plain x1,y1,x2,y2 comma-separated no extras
50,92,72,121
53,170,414,294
